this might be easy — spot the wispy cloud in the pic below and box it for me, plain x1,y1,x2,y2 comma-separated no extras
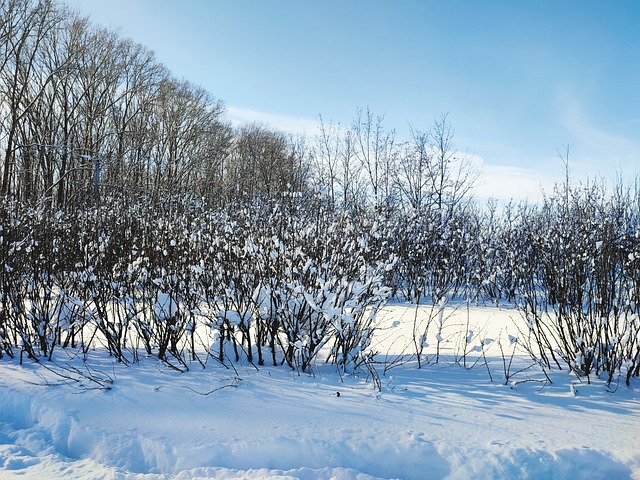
559,94,640,179
474,161,556,203
225,106,322,136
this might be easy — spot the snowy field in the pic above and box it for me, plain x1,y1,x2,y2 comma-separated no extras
1,303,639,480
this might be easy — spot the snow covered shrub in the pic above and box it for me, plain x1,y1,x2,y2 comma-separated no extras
196,195,397,375
207,212,262,365
245,199,394,371
147,237,185,366
0,203,77,360
0,198,21,359
65,200,147,364
518,181,640,385
390,203,481,365
460,200,508,304
492,202,539,305
450,199,537,308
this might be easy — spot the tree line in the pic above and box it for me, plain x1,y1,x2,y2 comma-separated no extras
1,0,306,207
1,0,477,214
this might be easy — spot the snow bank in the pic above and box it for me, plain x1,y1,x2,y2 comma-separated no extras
1,305,639,479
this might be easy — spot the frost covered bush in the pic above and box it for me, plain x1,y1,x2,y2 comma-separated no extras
265,206,393,373
1,179,639,387
0,201,81,361
204,196,395,374
0,192,397,375
517,182,640,385
389,204,494,366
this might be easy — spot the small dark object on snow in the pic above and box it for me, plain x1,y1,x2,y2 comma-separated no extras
336,391,341,397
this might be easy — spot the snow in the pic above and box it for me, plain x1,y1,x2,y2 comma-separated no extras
1,304,639,480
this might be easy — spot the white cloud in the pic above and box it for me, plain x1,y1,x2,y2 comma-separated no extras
225,106,322,136
474,162,556,204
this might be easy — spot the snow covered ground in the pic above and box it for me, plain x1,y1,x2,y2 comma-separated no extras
1,304,639,479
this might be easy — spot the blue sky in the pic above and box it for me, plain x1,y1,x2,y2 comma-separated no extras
70,0,640,201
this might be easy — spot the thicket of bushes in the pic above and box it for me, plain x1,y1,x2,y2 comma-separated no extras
0,193,394,375
2,180,639,386
518,182,640,385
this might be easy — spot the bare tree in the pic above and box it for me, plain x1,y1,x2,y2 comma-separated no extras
339,127,366,209
394,129,430,214
313,115,341,206
286,132,311,194
0,0,69,196
427,113,478,219
312,116,367,210
226,123,306,200
393,114,478,218
147,78,226,198
105,38,167,196
352,107,397,209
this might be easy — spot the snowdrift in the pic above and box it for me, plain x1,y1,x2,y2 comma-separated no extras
1,305,639,479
